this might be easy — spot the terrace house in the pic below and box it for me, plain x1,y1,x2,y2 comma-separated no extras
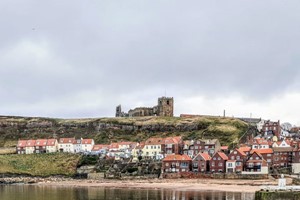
143,137,164,159
210,152,228,173
81,139,95,152
244,152,268,174
58,138,76,153
17,140,27,154
162,154,192,173
34,139,47,154
192,152,211,172
226,149,247,173
273,147,293,168
25,140,36,154
46,139,58,153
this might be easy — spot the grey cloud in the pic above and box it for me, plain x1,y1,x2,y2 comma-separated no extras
0,0,300,118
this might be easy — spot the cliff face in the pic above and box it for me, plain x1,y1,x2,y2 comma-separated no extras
0,116,249,148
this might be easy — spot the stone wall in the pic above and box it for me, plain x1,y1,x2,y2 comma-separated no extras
162,172,268,179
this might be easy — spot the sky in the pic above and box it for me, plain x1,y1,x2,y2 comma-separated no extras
1,1,300,125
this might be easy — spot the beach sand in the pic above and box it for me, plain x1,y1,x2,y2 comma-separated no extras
37,177,291,193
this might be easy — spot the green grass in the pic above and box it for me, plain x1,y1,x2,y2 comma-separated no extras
0,153,81,177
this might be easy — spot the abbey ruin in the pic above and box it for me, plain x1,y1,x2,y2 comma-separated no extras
115,97,174,117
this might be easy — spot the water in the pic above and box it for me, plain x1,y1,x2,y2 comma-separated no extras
0,185,255,200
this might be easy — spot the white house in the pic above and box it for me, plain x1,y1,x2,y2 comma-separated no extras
46,139,58,153
81,139,95,152
25,140,36,154
58,138,76,153
74,139,82,153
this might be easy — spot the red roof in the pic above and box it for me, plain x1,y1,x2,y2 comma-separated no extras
135,142,145,150
236,149,247,156
217,152,228,160
145,137,164,145
238,146,251,153
17,140,28,148
163,154,192,161
118,141,132,146
199,152,211,161
221,146,229,150
82,139,94,145
26,140,36,147
92,144,109,151
46,139,57,146
250,148,273,154
110,142,119,149
59,138,75,144
35,139,48,147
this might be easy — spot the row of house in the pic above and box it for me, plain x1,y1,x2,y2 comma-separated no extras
17,138,95,154
162,147,269,175
161,136,300,175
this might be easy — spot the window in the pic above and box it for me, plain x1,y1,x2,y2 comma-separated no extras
231,156,235,160
234,151,237,154
228,163,233,167
236,156,240,160
219,163,223,167
213,157,216,160
212,162,215,166
218,157,221,160
165,163,169,167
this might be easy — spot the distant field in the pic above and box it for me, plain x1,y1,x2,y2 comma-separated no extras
0,153,81,177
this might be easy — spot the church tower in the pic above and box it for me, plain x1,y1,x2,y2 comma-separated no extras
157,97,174,117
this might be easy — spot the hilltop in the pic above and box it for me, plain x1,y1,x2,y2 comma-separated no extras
0,115,249,148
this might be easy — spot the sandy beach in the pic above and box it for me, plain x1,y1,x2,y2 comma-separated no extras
37,178,290,193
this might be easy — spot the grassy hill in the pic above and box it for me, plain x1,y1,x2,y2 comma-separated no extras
0,115,249,148
0,153,81,176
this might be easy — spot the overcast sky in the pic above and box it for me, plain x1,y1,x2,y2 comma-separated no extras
1,1,300,125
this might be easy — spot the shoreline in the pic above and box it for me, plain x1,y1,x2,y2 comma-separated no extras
34,178,289,193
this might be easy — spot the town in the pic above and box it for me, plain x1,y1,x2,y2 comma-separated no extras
16,117,300,178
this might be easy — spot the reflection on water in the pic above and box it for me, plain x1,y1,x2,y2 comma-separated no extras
0,185,255,200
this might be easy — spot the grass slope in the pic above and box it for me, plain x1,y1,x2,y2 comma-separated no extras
0,116,249,148
0,153,81,177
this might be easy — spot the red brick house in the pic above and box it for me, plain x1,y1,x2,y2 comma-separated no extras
210,152,228,173
238,146,251,156
262,120,281,138
244,152,268,173
163,136,183,156
162,154,192,173
272,147,293,168
187,140,205,157
192,152,211,172
250,148,273,166
226,149,247,173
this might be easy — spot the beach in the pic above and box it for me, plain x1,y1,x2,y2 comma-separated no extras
37,177,290,193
